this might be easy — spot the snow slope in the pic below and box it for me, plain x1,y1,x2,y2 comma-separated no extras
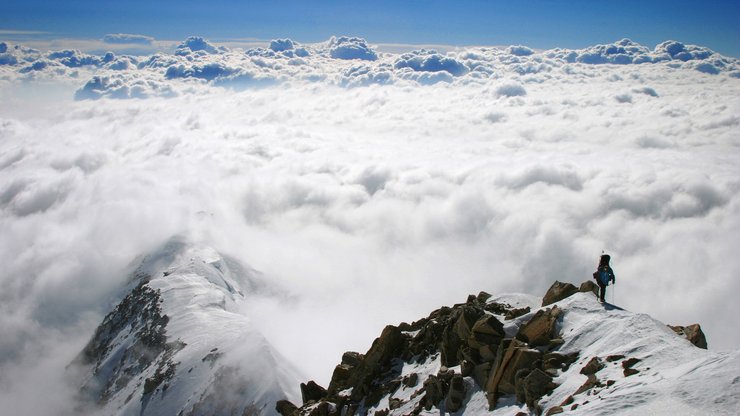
359,292,739,415
72,238,302,416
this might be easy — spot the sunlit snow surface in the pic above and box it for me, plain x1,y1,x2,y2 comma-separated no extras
0,36,739,414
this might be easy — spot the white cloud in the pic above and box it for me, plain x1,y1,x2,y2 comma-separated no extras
327,36,378,61
0,35,739,410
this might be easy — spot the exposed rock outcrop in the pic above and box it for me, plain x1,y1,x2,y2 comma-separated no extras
668,324,708,349
578,281,599,296
300,380,328,404
281,282,717,416
542,281,578,306
276,400,299,416
516,306,561,347
283,292,565,415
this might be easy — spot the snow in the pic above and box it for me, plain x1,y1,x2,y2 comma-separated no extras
83,239,302,416
535,293,739,415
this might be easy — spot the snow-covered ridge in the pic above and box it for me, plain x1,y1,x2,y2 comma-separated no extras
71,238,302,416
280,286,739,415
0,36,737,99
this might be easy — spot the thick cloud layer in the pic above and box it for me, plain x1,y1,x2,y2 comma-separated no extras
0,35,739,413
2,36,737,99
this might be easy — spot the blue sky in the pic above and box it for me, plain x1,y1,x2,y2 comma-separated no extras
2,0,739,56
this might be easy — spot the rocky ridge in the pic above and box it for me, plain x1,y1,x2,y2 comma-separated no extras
69,238,302,416
277,280,722,416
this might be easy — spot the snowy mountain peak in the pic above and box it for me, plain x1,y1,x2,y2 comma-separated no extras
280,282,739,416
71,238,301,416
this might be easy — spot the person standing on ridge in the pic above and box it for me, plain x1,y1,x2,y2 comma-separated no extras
593,254,615,303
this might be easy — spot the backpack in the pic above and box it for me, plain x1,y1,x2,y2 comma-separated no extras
596,267,611,286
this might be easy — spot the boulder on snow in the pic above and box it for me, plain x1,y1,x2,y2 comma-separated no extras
545,405,564,415
469,315,505,348
578,280,599,296
276,400,299,416
346,325,405,401
668,324,708,349
445,374,467,412
306,401,333,416
505,306,531,320
300,380,328,404
422,374,447,410
402,372,419,388
516,306,561,347
520,368,558,411
579,357,605,375
485,339,543,407
543,351,579,372
621,357,641,377
542,281,579,306
574,374,602,395
328,351,366,394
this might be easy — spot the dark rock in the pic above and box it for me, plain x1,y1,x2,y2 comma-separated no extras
341,351,364,367
444,374,467,412
545,406,564,415
514,368,532,403
574,374,601,395
606,379,616,387
328,364,353,395
579,357,605,375
473,362,492,388
505,306,531,320
485,302,513,315
548,338,565,348
486,339,543,408
276,400,299,416
578,280,599,297
623,368,640,377
542,281,578,306
521,368,558,410
454,306,485,341
422,375,447,410
477,291,492,303
389,398,403,410
397,322,413,331
668,324,708,349
606,354,625,362
543,352,579,372
560,395,574,406
300,380,328,404
457,345,482,366
306,401,332,416
472,315,505,337
440,326,463,367
622,357,641,369
460,359,475,377
498,348,543,394
469,315,505,349
479,344,498,362
346,325,405,401
402,372,419,388
516,306,561,347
